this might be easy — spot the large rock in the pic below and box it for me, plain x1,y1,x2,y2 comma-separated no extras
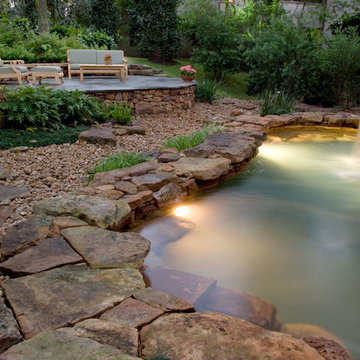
0,237,82,276
184,132,258,164
145,266,216,305
170,157,231,181
0,328,141,359
197,286,277,330
123,191,153,211
324,112,360,127
0,185,29,203
0,215,53,258
33,194,131,230
140,312,324,360
131,172,179,192
0,296,22,354
100,297,163,328
303,336,354,360
133,288,194,312
234,115,273,129
0,205,16,227
73,319,139,356
79,127,117,146
0,167,10,180
2,264,145,339
60,226,150,269
153,183,185,206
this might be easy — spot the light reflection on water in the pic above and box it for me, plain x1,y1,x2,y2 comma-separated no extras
138,127,360,358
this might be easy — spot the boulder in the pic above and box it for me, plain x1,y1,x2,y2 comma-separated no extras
113,126,146,136
135,101,152,115
140,312,324,360
73,319,139,356
153,183,185,206
0,167,10,181
324,112,360,127
2,264,145,339
100,297,163,329
0,215,53,258
33,194,131,230
0,296,22,354
281,323,343,344
234,115,273,129
133,288,194,312
60,226,150,269
145,266,216,305
0,328,141,359
0,185,29,203
183,132,258,164
131,172,179,192
122,191,153,211
296,112,325,124
79,127,117,146
114,181,138,195
157,153,181,163
197,286,277,330
170,157,231,181
0,237,82,276
303,336,354,360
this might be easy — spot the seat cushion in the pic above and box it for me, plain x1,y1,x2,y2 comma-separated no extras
0,65,28,74
68,49,97,64
32,66,62,73
70,64,81,70
96,50,123,65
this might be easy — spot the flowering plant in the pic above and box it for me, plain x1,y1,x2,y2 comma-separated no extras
180,65,197,76
104,53,112,60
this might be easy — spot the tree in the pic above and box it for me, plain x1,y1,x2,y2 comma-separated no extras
89,0,121,37
128,0,182,63
37,0,50,33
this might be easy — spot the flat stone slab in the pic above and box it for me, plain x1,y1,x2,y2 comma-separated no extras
73,319,139,356
153,183,185,206
140,312,324,360
0,215,53,258
0,237,82,276
60,226,150,269
197,286,277,330
0,205,16,226
2,264,145,339
170,157,231,181
0,328,141,359
0,167,11,180
33,194,131,230
0,296,22,353
133,288,194,312
324,112,360,127
79,127,116,146
0,185,29,202
131,172,178,192
145,266,216,305
100,297,163,329
183,132,258,164
114,181,138,195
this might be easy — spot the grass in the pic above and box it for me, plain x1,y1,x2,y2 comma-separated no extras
88,151,149,180
163,124,224,151
127,57,255,100
260,90,295,117
0,125,88,150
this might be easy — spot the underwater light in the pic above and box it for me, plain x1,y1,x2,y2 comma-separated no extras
173,206,189,217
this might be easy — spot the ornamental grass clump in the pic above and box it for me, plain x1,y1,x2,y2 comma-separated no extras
260,89,294,116
163,123,224,151
195,78,221,103
88,151,149,180
106,102,133,124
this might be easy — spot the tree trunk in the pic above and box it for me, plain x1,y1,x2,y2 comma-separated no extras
37,0,50,33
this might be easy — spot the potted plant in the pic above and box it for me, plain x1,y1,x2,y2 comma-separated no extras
180,65,196,82
104,53,112,65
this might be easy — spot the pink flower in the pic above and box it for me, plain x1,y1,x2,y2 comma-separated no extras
180,65,197,76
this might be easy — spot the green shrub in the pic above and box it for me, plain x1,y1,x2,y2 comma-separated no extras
163,124,224,151
128,0,182,62
88,151,149,179
106,102,133,124
260,90,294,116
0,87,106,129
244,18,319,97
195,79,221,103
0,126,88,150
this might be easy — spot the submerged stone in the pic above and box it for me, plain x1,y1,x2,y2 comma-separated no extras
140,312,324,360
33,194,131,230
2,264,145,339
60,226,150,269
0,328,141,360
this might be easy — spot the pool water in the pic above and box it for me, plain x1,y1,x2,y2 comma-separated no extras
138,127,360,358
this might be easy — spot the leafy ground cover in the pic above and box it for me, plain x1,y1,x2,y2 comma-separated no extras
0,126,88,150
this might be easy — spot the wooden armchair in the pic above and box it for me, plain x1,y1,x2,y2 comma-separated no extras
0,59,30,85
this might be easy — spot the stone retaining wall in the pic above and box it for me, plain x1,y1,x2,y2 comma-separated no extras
88,85,196,115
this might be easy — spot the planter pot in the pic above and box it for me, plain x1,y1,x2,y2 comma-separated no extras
181,75,195,82
104,59,112,65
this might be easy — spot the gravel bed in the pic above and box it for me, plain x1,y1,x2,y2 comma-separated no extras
0,99,256,235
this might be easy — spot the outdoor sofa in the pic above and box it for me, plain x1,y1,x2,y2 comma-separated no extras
0,58,30,85
67,49,128,80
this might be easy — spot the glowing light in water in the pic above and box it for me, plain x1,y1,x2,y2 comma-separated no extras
173,206,189,217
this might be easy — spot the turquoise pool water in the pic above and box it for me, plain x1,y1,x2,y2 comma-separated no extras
139,127,360,358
